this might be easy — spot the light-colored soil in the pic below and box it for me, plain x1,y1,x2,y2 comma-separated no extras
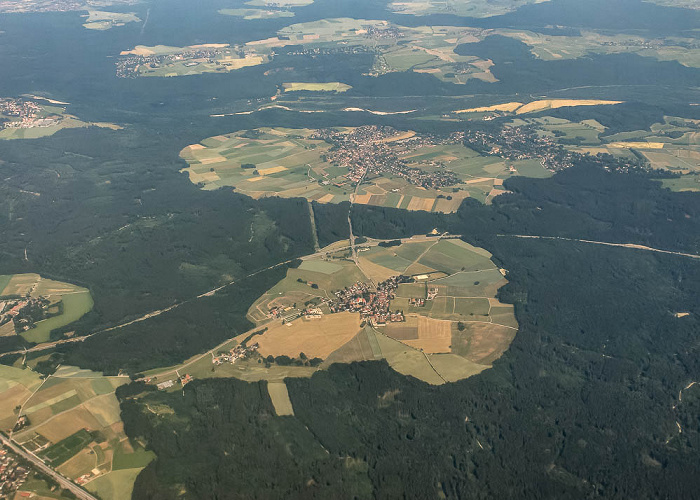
256,312,361,359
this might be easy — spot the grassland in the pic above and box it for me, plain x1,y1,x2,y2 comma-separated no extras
82,10,140,30
0,273,94,343
85,468,144,500
219,8,295,19
180,126,551,210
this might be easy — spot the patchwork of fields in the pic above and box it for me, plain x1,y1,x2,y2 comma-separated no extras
0,363,154,499
180,126,551,209
121,18,497,84
0,273,94,343
242,236,517,385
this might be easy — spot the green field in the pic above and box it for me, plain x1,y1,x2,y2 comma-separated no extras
86,468,144,500
0,274,11,294
22,291,94,343
40,429,93,466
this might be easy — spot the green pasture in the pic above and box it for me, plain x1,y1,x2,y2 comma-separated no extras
21,291,94,343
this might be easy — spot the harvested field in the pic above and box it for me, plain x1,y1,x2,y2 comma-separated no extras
374,333,444,385
357,256,397,282
428,353,490,382
324,329,377,364
29,407,102,443
452,322,517,364
256,312,361,359
402,316,452,353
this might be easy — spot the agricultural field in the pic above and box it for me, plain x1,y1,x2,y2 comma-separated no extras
498,29,700,68
219,8,295,19
82,10,140,30
283,82,352,92
454,99,623,116
0,273,94,343
120,18,498,84
180,126,550,209
0,362,154,499
246,0,313,6
240,237,517,384
387,0,550,18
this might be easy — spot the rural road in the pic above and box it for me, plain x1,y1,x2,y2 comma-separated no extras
500,235,700,259
0,232,460,360
0,432,98,500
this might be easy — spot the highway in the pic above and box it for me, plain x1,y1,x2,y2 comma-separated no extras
0,432,98,500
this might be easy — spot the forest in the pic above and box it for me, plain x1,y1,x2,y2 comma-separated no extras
119,162,700,498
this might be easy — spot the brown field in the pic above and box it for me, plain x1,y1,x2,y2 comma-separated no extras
455,102,523,113
516,99,622,114
406,197,436,211
608,141,665,149
2,273,40,296
403,316,452,353
258,166,288,175
454,322,517,364
256,312,361,359
380,130,416,143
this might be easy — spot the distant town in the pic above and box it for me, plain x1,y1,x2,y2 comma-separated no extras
0,98,63,131
463,124,645,172
312,126,461,189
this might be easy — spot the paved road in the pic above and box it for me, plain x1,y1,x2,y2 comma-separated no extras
0,433,98,500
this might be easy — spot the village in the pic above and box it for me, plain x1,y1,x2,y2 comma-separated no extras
311,126,461,189
0,98,62,130
0,445,30,498
0,297,52,335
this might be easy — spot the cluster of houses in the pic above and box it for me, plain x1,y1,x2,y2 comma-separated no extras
311,125,460,189
327,275,414,326
0,98,62,130
0,297,51,334
212,342,259,366
0,446,30,497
